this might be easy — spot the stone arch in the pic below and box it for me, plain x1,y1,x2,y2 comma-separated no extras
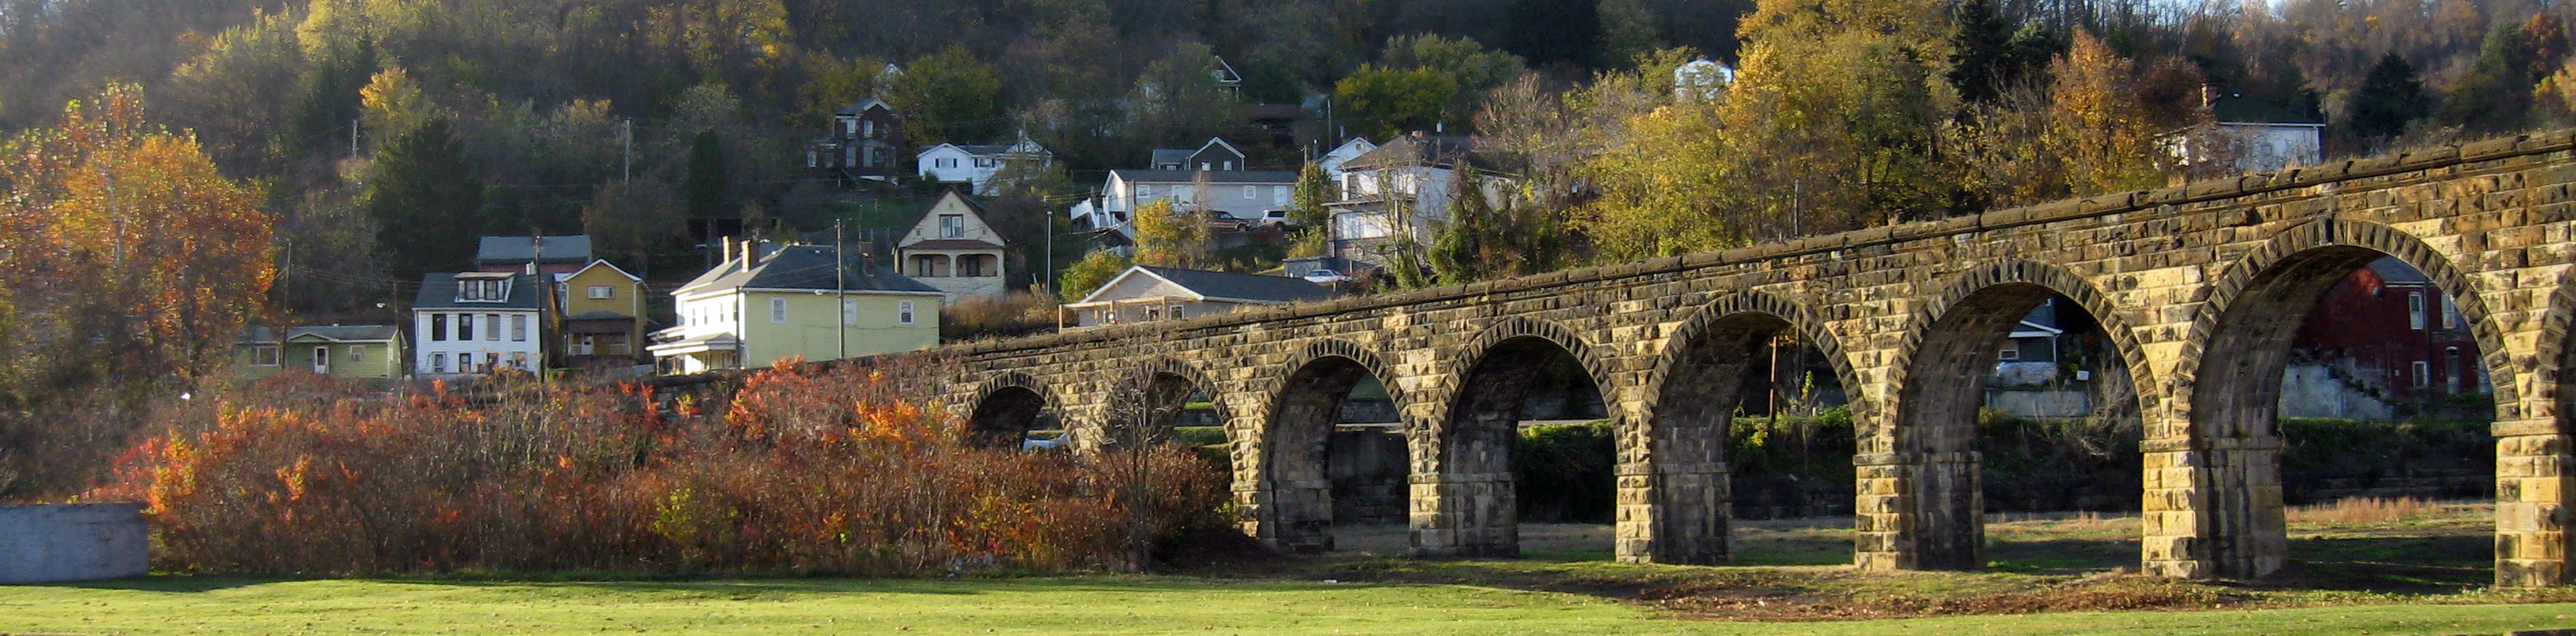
2176,218,2515,579
1874,259,2155,570
1100,357,1232,448
1634,290,1864,565
1256,339,1412,552
1416,315,1621,558
965,372,1055,449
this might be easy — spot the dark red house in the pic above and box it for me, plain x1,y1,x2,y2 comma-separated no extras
2290,258,2484,404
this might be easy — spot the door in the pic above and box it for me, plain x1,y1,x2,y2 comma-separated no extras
310,346,330,374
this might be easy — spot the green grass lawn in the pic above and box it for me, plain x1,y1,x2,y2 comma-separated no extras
10,502,2576,635
4,576,2575,636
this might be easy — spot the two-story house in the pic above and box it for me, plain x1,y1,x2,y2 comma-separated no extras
896,191,1010,301
1064,266,1333,328
1069,169,1299,236
917,133,1052,195
475,234,593,276
413,271,548,378
647,239,944,374
236,326,406,381
556,259,648,370
808,98,905,185
1327,132,1504,271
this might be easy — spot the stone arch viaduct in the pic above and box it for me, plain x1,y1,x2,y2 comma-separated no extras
933,133,2576,586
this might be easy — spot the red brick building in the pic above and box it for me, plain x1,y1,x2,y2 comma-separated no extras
2291,257,2485,402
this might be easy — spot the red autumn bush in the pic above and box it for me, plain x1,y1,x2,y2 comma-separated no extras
110,359,1233,575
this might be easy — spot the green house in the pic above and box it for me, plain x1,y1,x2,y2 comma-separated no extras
236,325,406,381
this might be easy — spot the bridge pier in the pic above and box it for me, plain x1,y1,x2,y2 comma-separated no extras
2495,420,2572,587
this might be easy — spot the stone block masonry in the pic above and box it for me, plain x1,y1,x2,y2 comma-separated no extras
898,131,2576,587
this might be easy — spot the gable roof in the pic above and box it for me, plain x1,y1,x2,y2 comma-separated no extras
413,272,545,310
836,98,895,116
1073,265,1332,305
475,235,593,266
290,325,402,342
899,190,1008,249
1343,134,1483,171
1109,169,1299,185
675,245,943,296
565,259,641,282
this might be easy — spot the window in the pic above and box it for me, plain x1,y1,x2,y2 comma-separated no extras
940,215,965,238
348,346,365,362
843,299,858,325
771,298,788,323
937,158,958,169
1137,185,1153,198
486,314,501,341
863,120,875,138
430,314,448,341
898,300,916,325
1243,185,1256,199
844,147,856,166
252,345,281,366
1272,185,1287,206
588,285,615,300
458,356,472,373
2407,292,2427,330
961,256,984,277
2442,297,2459,330
1998,341,2020,362
807,149,818,168
432,352,448,373
1168,304,1184,320
511,315,527,341
1145,305,1162,321
486,352,500,371
458,313,475,341
1199,161,1211,170
974,158,993,168
511,352,527,369
2411,360,2431,388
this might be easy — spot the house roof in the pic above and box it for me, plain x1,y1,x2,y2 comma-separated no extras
413,273,545,310
904,238,1005,250
836,98,894,116
2212,95,2321,125
475,235,593,265
1150,149,1193,167
2366,257,2432,285
1073,265,1333,305
566,259,640,282
1342,134,1484,170
675,245,943,295
1109,169,1299,185
292,325,402,342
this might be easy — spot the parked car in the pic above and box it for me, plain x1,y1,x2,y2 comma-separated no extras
1302,268,1353,284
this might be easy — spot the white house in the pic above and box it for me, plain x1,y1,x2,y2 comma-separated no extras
917,135,1053,195
413,271,548,378
2165,92,2324,175
1149,137,1248,171
896,191,1010,300
1069,168,1299,236
1675,59,1736,102
1326,132,1510,270
1063,266,1333,328
1317,137,1378,182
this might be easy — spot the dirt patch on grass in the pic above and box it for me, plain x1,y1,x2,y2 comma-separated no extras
1648,574,2248,621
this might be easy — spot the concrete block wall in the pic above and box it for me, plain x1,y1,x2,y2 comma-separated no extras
0,503,148,584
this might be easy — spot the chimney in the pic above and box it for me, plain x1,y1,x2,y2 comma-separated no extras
722,237,735,264
1410,130,1428,138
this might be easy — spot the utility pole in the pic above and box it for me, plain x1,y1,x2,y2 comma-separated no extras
621,119,633,182
351,117,360,159
835,219,848,361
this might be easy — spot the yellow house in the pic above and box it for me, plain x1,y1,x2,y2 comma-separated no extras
648,241,944,374
555,259,647,370
234,326,406,381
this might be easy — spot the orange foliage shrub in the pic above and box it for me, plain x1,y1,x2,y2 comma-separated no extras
112,360,1233,575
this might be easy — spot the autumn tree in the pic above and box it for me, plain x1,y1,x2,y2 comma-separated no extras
1057,248,1131,303
0,85,274,498
1335,65,1457,140
1130,198,1209,269
890,45,1005,146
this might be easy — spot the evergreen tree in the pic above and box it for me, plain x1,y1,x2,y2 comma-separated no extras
2439,23,2540,133
2346,51,2425,142
683,128,728,220
366,117,484,279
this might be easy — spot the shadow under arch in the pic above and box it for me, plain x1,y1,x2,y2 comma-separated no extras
1879,259,2156,571
1259,339,1411,553
1639,290,1867,565
965,372,1055,449
1421,316,1619,558
2178,218,2516,580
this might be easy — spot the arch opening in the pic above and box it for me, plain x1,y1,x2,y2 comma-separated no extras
966,385,1058,450
2197,249,2498,582
1441,335,1611,559
1104,371,1211,449
1654,310,1853,566
1264,355,1405,553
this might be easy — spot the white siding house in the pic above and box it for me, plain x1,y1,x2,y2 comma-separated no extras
412,272,548,378
916,136,1053,195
